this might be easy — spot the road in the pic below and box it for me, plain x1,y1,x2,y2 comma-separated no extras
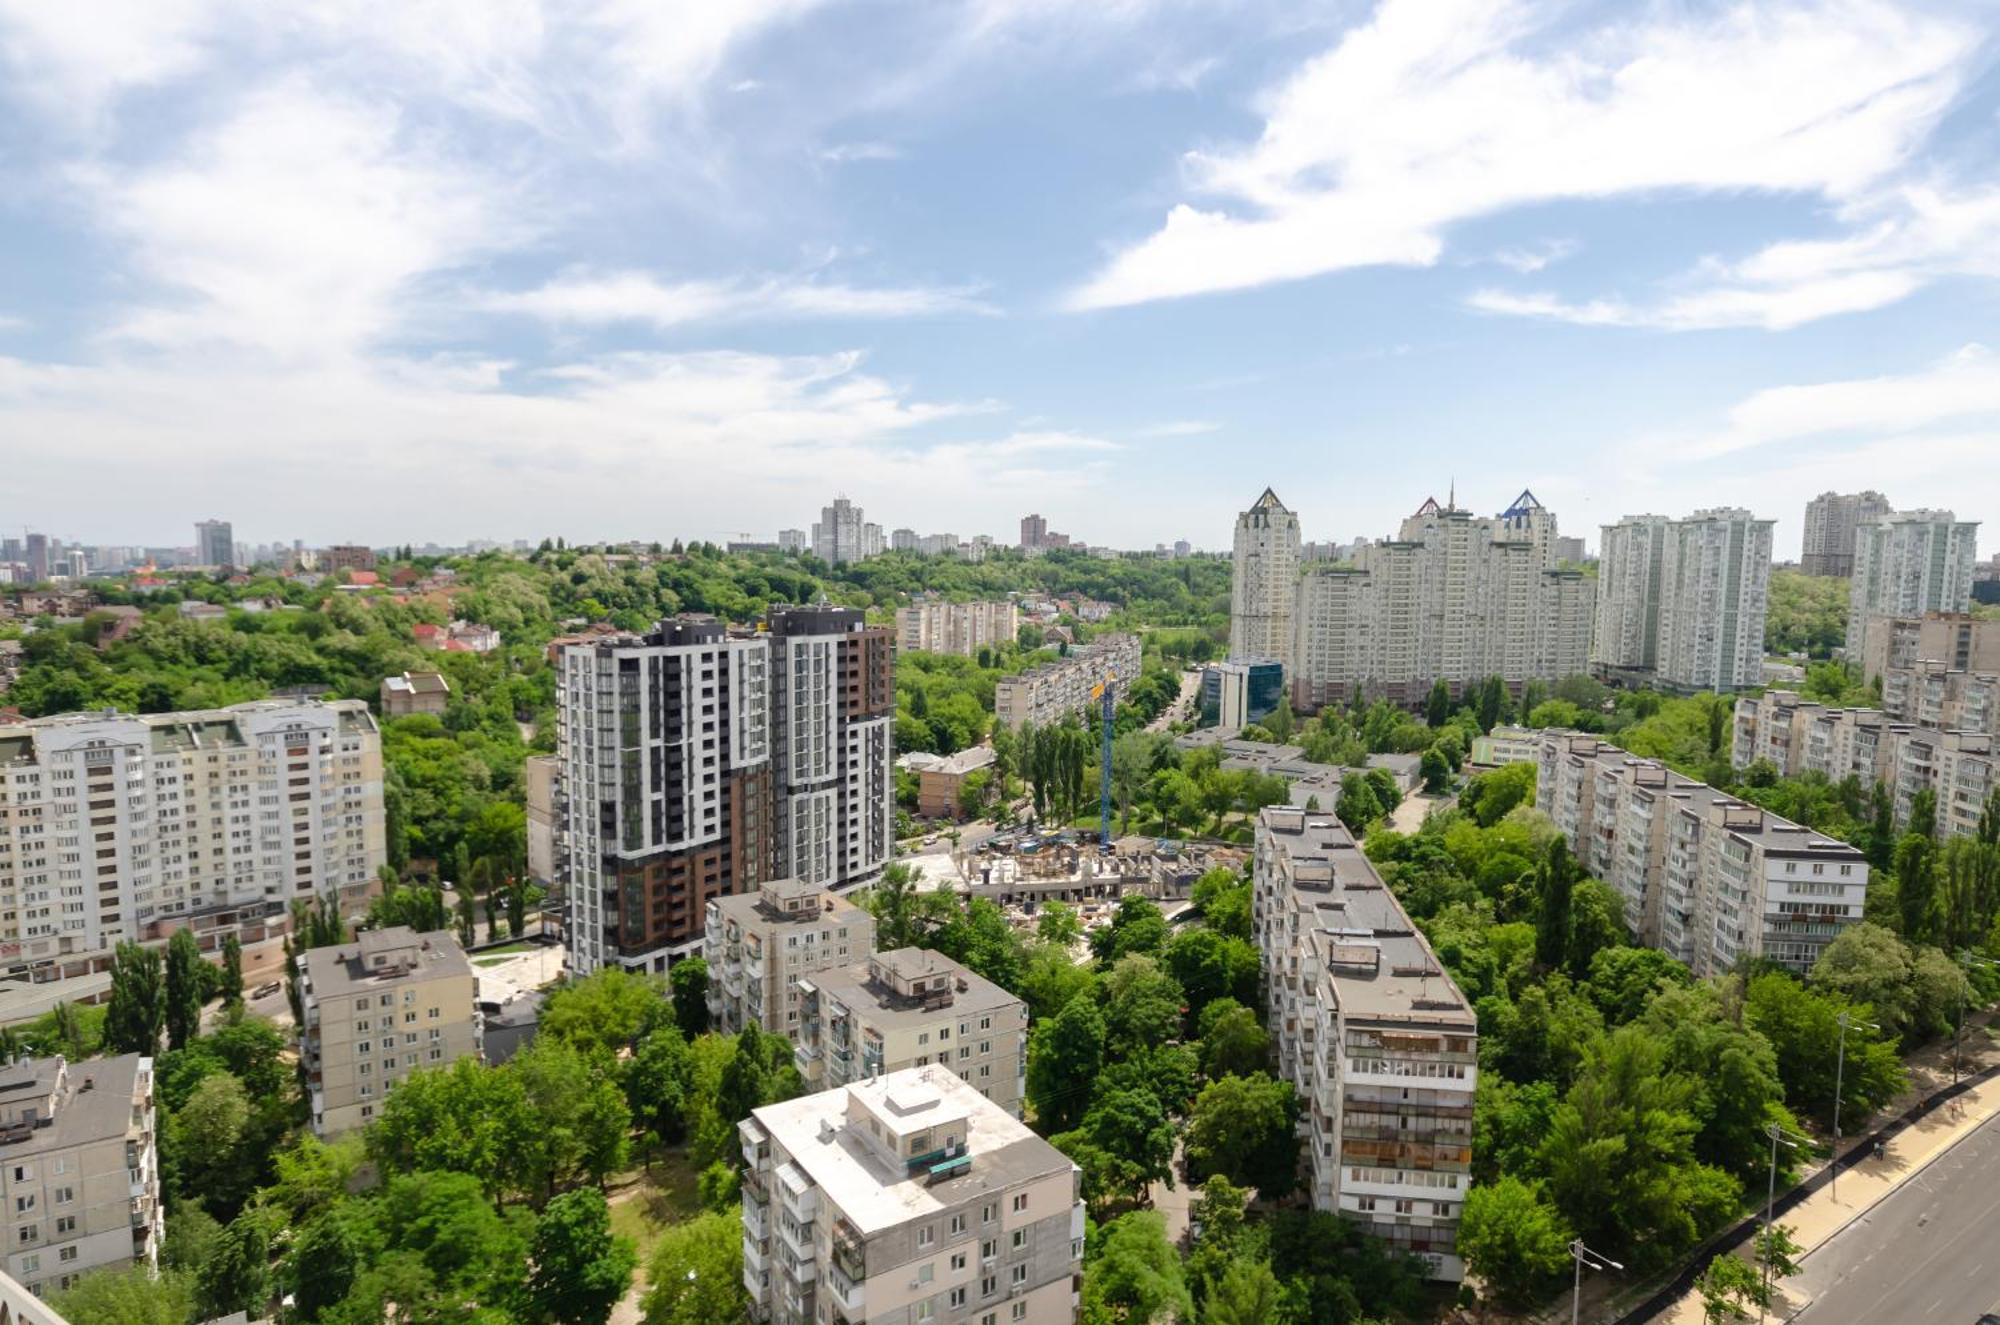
1787,1106,2000,1324
1145,668,1202,733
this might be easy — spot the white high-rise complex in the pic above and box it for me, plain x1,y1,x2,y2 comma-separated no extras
1230,488,1301,664
0,700,384,991
1289,492,1593,708
812,498,870,565
1593,509,1772,693
1801,491,1891,577
768,605,895,894
1846,510,1979,666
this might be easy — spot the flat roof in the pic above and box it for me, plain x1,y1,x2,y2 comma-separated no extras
0,1054,145,1156
751,1066,1071,1235
302,927,471,999
808,950,1021,1029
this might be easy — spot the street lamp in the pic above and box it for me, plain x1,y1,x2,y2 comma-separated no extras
1760,1122,1804,1325
1830,1011,1878,1203
1953,953,1998,1086
1568,1238,1622,1325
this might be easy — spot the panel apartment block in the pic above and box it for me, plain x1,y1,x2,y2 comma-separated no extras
556,616,775,973
1255,806,1475,1281
1800,490,1891,578
1594,510,1772,693
768,606,894,894
739,1066,1083,1325
1537,733,1869,974
298,927,480,1137
0,700,384,991
896,599,1020,657
705,878,877,1040
1847,511,1980,665
992,635,1142,731
0,1054,161,1298
1863,614,2000,706
795,948,1027,1117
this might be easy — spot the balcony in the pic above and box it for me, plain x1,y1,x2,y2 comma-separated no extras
831,1218,865,1282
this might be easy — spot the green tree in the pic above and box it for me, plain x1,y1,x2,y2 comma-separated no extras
194,1210,270,1322
218,933,245,1008
541,967,672,1058
1028,998,1105,1133
163,929,206,1052
1202,1256,1283,1325
1458,1175,1574,1307
287,1212,361,1322
1056,1085,1176,1207
627,1025,696,1145
640,1210,746,1325
1197,999,1270,1079
1896,832,1938,943
1162,928,1259,1025
1565,878,1627,980
1101,954,1185,1056
1426,678,1453,728
1535,836,1578,972
1037,901,1084,949
1184,1073,1299,1196
670,957,712,1037
525,1188,637,1325
1081,1210,1191,1325
1091,894,1170,965
49,1266,197,1325
1420,746,1451,793
1810,922,1917,1040
104,941,165,1057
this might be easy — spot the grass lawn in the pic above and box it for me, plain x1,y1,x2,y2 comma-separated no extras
607,1148,707,1270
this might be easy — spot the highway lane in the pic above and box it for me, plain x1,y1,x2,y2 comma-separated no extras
1790,1107,2000,1324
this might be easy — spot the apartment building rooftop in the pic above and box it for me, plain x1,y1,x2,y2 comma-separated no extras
0,1054,147,1157
0,698,376,763
747,1065,1063,1235
1263,807,1473,1028
804,948,1018,1029
711,877,862,927
301,926,471,997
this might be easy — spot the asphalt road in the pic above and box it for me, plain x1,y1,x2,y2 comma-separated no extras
1790,1107,2000,1324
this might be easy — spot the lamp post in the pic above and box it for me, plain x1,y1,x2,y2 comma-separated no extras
1569,1238,1622,1325
1760,1122,1802,1324
1952,953,1998,1086
1830,1011,1878,1203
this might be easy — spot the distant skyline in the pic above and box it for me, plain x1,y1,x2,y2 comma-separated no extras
2,1,1997,558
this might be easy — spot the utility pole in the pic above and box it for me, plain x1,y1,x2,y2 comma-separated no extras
1760,1123,1802,1324
1568,1239,1621,1325
1830,1012,1878,1203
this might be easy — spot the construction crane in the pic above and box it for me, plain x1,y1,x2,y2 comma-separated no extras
1092,673,1117,851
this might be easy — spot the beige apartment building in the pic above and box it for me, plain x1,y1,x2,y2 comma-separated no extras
794,948,1027,1116
1230,489,1301,665
896,599,1020,657
298,927,481,1137
1539,733,1870,974
1255,805,1476,1281
1847,513,1980,665
992,635,1141,731
1885,662,1999,738
0,699,385,995
1800,490,1892,578
1863,613,2000,702
739,1066,1083,1325
704,878,877,1040
0,1054,162,1300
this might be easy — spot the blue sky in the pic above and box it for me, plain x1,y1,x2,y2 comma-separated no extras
1,0,1997,558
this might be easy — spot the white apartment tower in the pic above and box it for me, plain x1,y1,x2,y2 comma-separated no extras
1230,489,1301,665
1594,510,1772,693
1801,491,1891,577
1847,510,1980,666
0,700,384,990
767,606,894,894
193,519,233,569
739,1067,1084,1325
813,499,870,566
555,617,775,974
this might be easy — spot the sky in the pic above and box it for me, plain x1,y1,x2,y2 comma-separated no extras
2,0,1998,559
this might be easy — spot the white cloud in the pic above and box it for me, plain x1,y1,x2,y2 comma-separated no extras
1068,0,1976,309
1466,269,1925,331
1131,420,1219,437
0,314,25,332
0,0,218,125
485,270,996,328
1690,342,2000,459
818,141,903,164
1487,239,1576,274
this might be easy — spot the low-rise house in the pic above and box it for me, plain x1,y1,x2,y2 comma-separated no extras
380,671,451,718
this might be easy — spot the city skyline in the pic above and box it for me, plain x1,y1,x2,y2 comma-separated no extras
1,2,1997,554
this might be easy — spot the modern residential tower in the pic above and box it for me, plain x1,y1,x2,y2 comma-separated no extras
1800,491,1891,577
1846,510,1979,665
193,519,234,569
1230,488,1301,665
1593,509,1773,693
767,605,894,894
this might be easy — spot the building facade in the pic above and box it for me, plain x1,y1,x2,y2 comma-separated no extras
768,606,894,894
321,545,376,575
739,1066,1083,1325
992,635,1142,731
523,754,558,888
1594,509,1772,693
1255,805,1475,1281
298,927,480,1137
1847,511,1980,664
1201,658,1285,729
1289,495,1593,709
193,520,233,570
794,948,1028,1115
1230,489,1301,665
896,599,1020,657
1863,613,2000,694
0,700,384,991
554,616,775,973
1800,491,1891,577
379,670,450,718
1539,732,1869,974
812,499,871,565
0,1054,161,1300
704,878,877,1040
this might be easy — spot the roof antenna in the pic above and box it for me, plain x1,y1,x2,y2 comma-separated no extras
1449,477,1456,511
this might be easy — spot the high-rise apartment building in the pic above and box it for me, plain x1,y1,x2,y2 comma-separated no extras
1019,513,1048,550
298,927,481,1136
812,498,870,565
1800,490,1891,577
704,877,877,1038
1255,805,1475,1281
1593,509,1772,693
778,529,808,554
554,616,775,974
738,1066,1084,1325
1290,494,1593,708
768,605,894,893
1230,488,1301,665
194,520,233,569
23,535,48,584
795,948,1028,1115
1538,733,1868,973
896,598,1020,657
0,700,384,989
1847,510,1979,665
0,1054,162,1298
891,528,919,553
321,545,376,575
992,635,1141,730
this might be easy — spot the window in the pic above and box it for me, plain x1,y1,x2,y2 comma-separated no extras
982,1202,998,1224
1011,1230,1026,1250
18,1256,35,1275
981,1239,997,1260
13,1197,32,1214
951,1252,968,1272
52,1188,70,1206
916,1264,934,1285
1011,1193,1028,1213
916,1303,935,1322
1010,1265,1027,1285
950,1287,968,1307
1012,1304,1028,1322
918,1226,935,1248
950,1213,966,1236
981,1275,997,1298
57,1246,75,1264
